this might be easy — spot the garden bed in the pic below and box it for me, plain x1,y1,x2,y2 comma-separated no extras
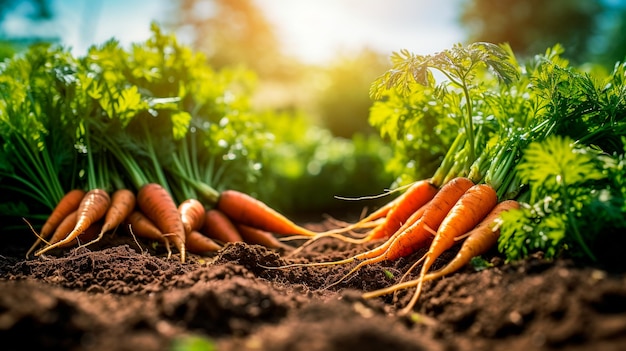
1,219,626,351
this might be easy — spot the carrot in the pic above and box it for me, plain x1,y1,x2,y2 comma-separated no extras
288,180,438,248
136,183,186,262
57,220,102,249
236,223,293,251
397,183,498,314
217,190,317,237
203,209,243,244
186,230,222,254
178,198,206,235
125,210,172,258
262,177,474,288
88,188,136,245
46,210,78,246
35,188,111,256
26,189,86,257
362,200,520,302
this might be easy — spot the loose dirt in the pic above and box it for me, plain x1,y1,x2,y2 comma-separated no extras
1,219,626,351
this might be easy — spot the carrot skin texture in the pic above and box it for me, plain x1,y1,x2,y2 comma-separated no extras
95,189,136,240
400,182,498,314
27,189,86,256
382,177,475,261
236,223,293,250
178,198,206,235
137,183,186,262
362,180,438,242
186,230,222,254
47,210,78,246
125,210,172,256
217,190,317,236
203,209,243,244
36,189,111,256
58,220,102,248
362,200,520,300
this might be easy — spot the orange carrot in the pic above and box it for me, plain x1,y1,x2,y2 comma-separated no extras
217,190,317,237
46,210,78,246
186,230,222,254
262,177,474,288
362,200,520,301
136,183,186,262
289,180,438,248
35,188,111,256
89,188,136,245
352,180,438,243
57,220,102,249
178,198,206,235
236,223,293,251
125,210,172,258
398,183,498,314
26,189,86,257
203,209,243,244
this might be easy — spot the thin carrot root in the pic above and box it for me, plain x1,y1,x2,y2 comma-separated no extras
26,189,86,257
125,211,172,258
35,189,111,256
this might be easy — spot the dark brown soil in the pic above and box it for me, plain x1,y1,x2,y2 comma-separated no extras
2,219,626,351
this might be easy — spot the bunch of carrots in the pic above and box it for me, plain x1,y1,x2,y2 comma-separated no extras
28,184,323,263
260,43,578,313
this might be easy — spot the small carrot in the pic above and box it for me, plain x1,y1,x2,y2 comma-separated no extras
203,209,243,244
125,210,172,258
46,210,78,246
26,189,86,257
178,198,206,235
88,188,136,245
288,180,438,248
137,183,186,262
217,190,317,237
398,183,498,314
57,220,102,249
236,223,293,251
362,200,520,301
36,188,111,256
262,177,474,288
186,230,222,254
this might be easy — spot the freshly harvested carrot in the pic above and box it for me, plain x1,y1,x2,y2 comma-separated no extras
236,223,293,251
46,210,78,246
57,220,102,249
89,188,136,245
397,183,498,314
125,210,172,258
362,200,520,302
35,188,111,256
186,230,222,254
26,189,86,257
137,183,186,262
262,177,474,288
217,190,317,237
288,180,438,248
178,198,206,235
203,209,243,244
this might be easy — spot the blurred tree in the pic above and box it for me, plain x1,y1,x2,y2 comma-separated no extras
169,0,293,79
596,6,626,67
315,49,390,138
459,0,604,63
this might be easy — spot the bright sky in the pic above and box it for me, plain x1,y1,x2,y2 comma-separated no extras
1,0,466,64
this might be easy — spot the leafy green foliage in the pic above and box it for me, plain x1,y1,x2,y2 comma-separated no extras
369,41,626,264
499,136,626,262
